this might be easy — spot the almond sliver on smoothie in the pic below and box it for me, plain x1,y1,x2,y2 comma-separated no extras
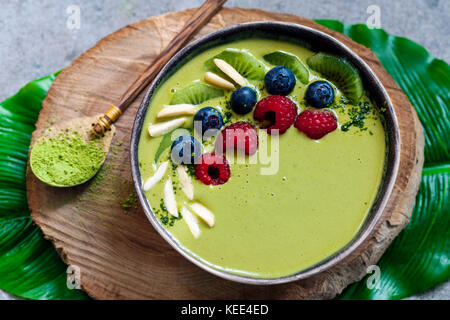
213,58,247,87
157,104,196,118
176,165,194,200
204,72,236,90
190,203,215,227
181,206,201,239
143,161,168,191
148,117,186,137
164,177,178,217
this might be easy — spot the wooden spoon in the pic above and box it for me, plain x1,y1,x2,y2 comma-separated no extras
30,0,227,187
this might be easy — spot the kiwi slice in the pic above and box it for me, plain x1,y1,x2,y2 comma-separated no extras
170,83,224,105
263,51,309,84
205,49,267,81
307,52,364,104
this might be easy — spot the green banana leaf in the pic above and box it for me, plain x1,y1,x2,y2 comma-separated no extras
315,20,450,300
0,72,89,300
0,21,448,300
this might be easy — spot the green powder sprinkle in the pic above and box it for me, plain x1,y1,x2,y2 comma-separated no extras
30,132,106,186
341,101,372,132
121,193,138,211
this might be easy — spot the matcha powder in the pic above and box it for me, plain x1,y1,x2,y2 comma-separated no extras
30,132,106,187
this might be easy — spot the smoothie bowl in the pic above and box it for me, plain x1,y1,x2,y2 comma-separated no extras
130,22,400,284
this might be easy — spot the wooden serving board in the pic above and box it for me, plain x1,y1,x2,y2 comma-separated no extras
26,8,424,300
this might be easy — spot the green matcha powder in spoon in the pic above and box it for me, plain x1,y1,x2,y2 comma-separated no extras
30,114,114,187
30,132,106,187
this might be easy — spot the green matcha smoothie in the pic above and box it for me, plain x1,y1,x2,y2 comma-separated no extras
138,39,386,278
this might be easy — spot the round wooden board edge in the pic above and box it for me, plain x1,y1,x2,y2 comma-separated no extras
26,7,425,300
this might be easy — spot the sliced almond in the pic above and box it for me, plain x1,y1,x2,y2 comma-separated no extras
181,206,200,239
157,104,196,118
148,117,186,137
163,177,178,217
190,203,215,227
213,58,247,87
204,72,236,90
176,165,194,200
143,161,169,191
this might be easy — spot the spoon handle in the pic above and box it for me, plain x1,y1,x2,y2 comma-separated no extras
92,0,227,136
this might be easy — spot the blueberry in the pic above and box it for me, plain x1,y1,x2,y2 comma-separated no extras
170,135,202,165
193,107,223,136
305,81,335,108
264,66,296,96
230,87,257,115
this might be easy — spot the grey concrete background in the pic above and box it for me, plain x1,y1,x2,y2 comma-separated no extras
0,0,448,300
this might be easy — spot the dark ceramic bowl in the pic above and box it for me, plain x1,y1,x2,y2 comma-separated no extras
130,22,401,285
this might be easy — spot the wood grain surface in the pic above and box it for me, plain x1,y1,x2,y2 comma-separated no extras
26,8,424,300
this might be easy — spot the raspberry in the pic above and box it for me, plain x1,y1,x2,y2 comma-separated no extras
294,109,338,139
195,153,231,185
215,121,258,155
253,95,297,135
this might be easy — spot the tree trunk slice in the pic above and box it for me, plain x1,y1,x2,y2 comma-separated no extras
26,8,424,300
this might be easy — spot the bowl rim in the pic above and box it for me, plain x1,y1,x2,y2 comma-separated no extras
130,21,401,285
